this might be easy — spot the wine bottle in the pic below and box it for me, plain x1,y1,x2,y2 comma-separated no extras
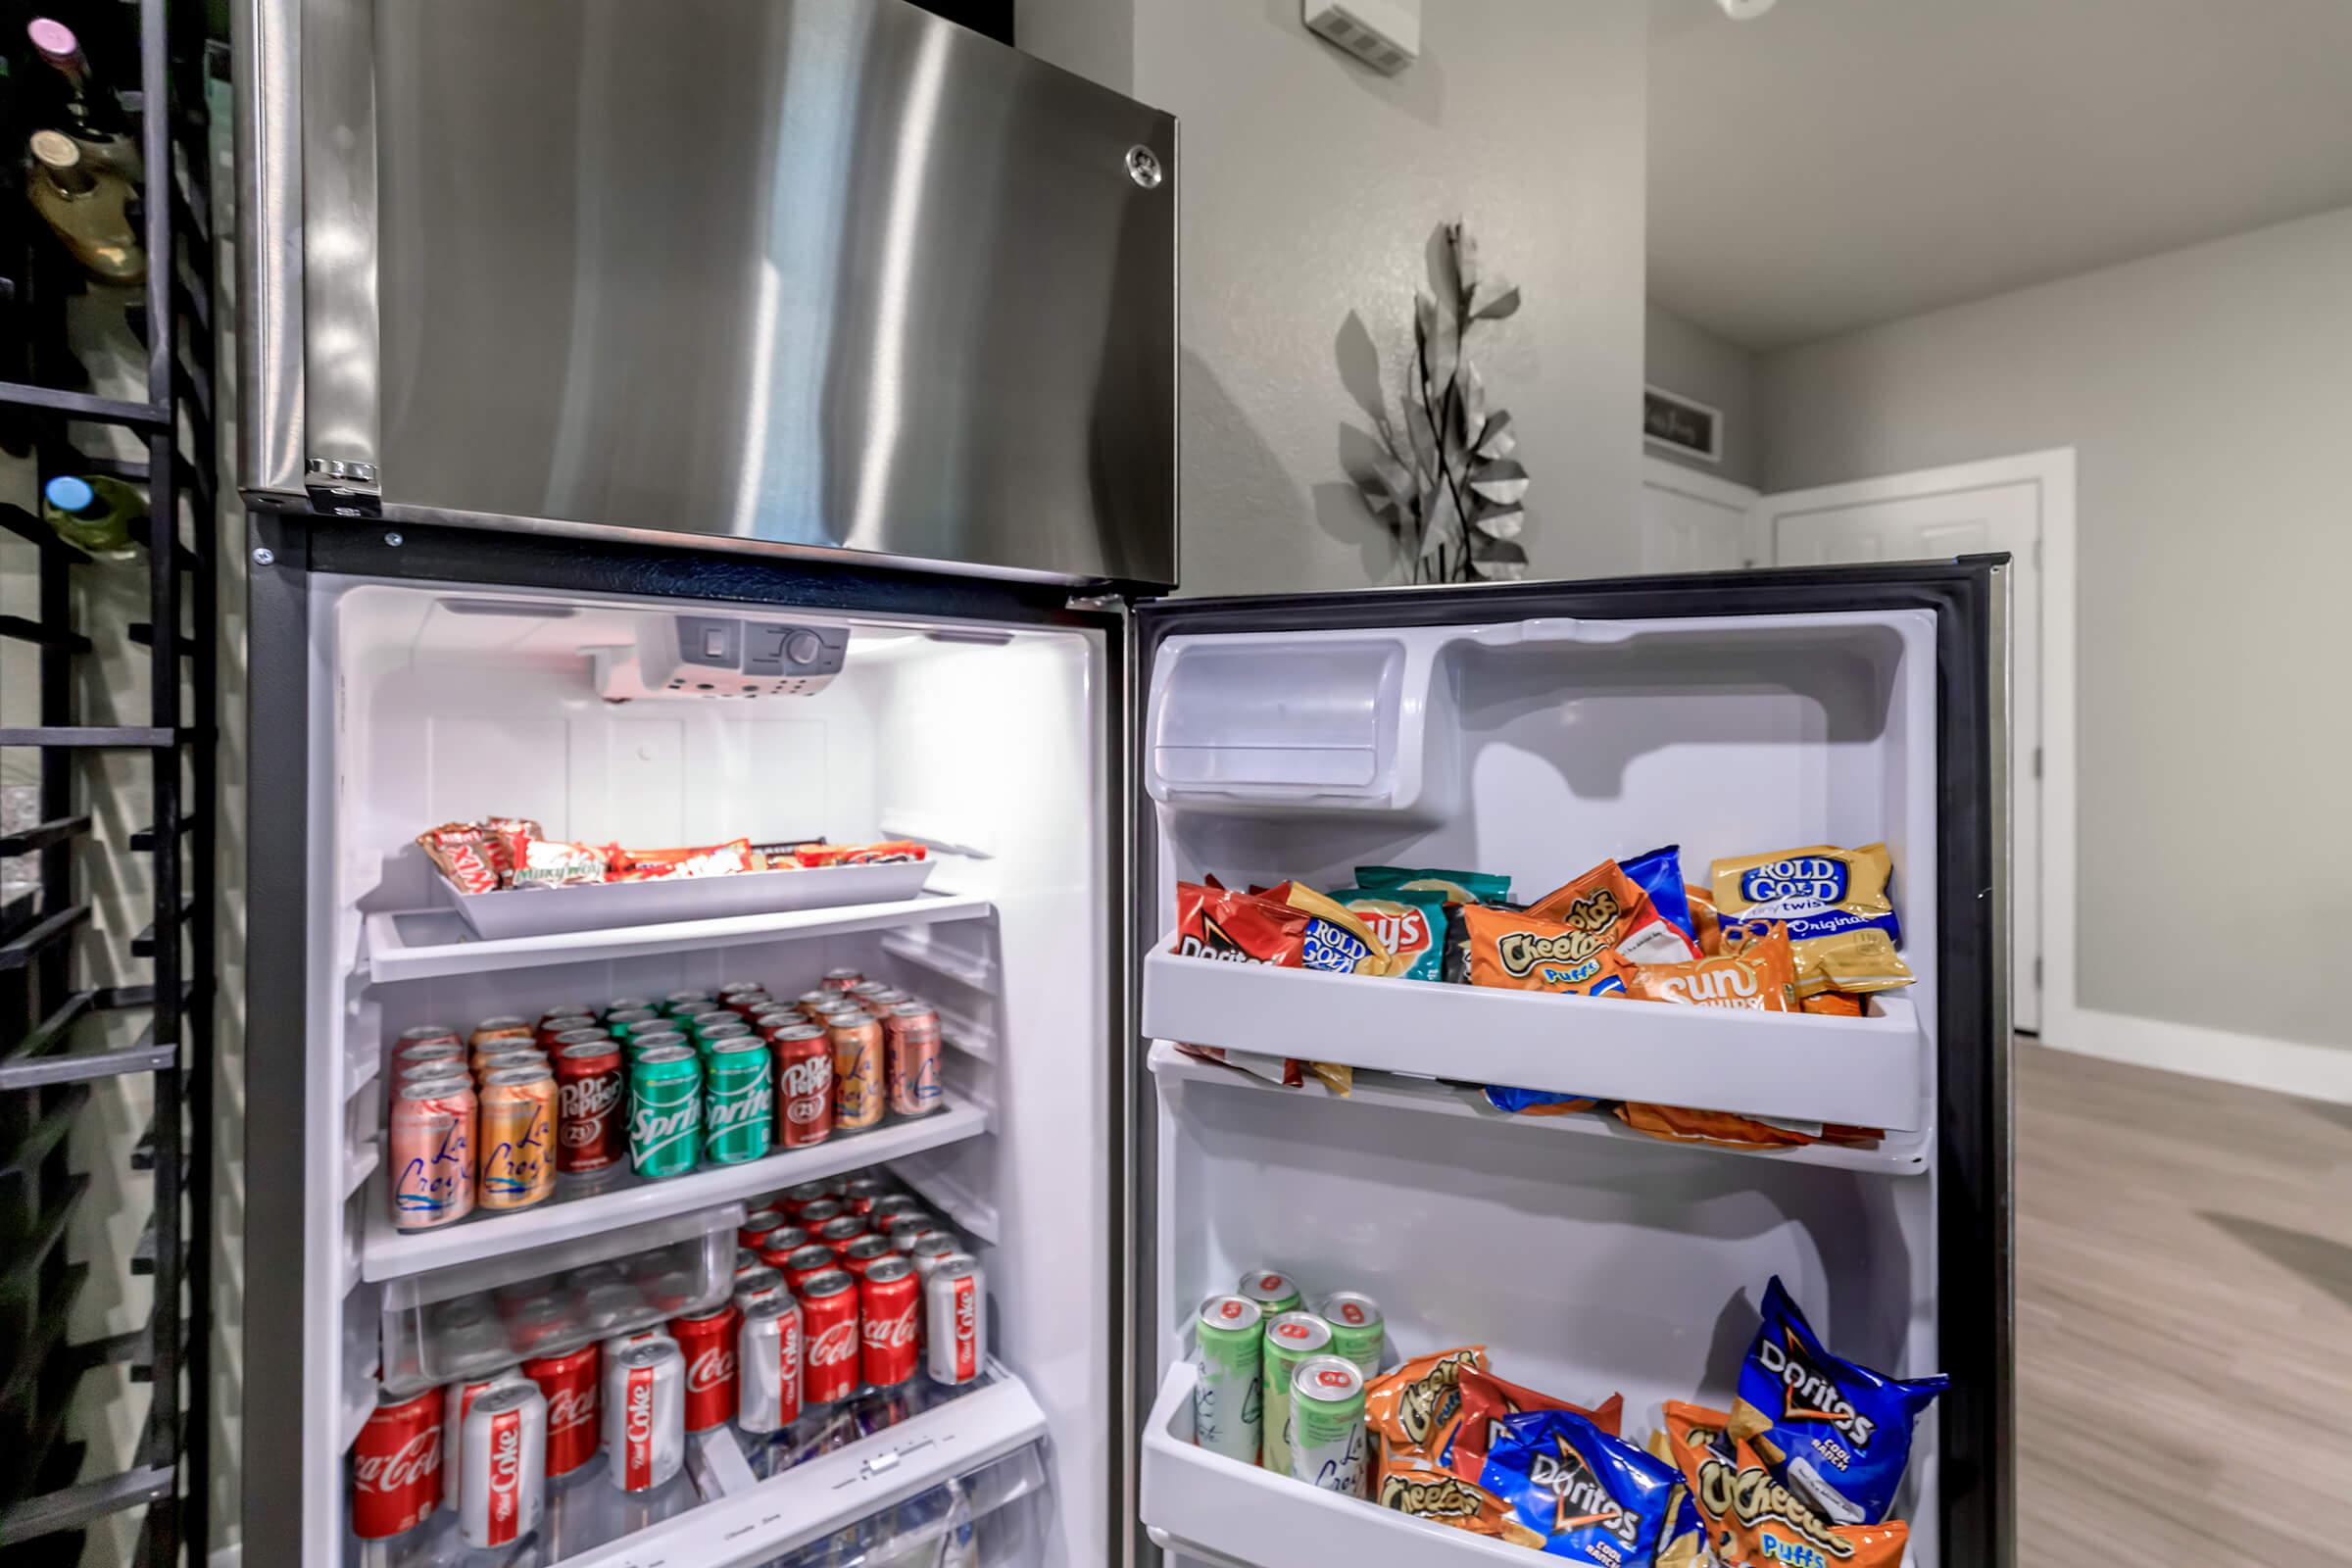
40,474,144,558
25,19,140,178
25,131,144,284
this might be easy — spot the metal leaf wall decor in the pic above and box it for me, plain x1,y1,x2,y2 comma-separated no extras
1353,222,1529,583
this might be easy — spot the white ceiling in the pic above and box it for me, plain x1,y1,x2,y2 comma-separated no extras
1649,0,2352,352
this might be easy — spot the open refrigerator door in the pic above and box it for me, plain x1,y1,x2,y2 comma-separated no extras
1128,564,2011,1568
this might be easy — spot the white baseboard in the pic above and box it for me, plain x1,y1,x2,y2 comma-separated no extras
2043,1006,2352,1106
209,1545,242,1568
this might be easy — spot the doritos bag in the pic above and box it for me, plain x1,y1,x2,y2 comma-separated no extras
1355,865,1513,906
1169,882,1313,1088
1328,886,1447,982
1524,859,1700,968
1711,845,1914,996
1735,1277,1947,1525
1661,1400,1909,1568
1620,845,1698,946
1443,1368,1626,1480
1473,1407,1679,1565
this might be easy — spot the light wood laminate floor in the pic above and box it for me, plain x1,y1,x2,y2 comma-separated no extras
2017,1041,2352,1564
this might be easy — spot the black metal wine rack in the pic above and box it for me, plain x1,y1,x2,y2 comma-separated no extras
0,0,220,1560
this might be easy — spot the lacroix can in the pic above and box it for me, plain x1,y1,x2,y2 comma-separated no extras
737,1294,805,1433
1286,1355,1369,1496
628,1046,702,1179
820,967,862,994
1259,1312,1332,1477
925,1254,984,1387
1316,1292,1384,1378
555,1040,626,1175
477,1066,556,1211
603,1338,685,1493
858,1256,920,1389
669,1302,741,1433
1194,1297,1264,1464
350,1385,444,1539
468,1016,534,1050
394,1038,465,1072
772,1025,833,1150
460,1380,546,1547
471,1044,547,1079
801,1269,861,1404
829,1010,885,1132
883,1004,943,1118
520,1343,602,1478
703,1035,773,1166
1239,1269,1303,1318
390,1078,475,1230
396,1024,463,1054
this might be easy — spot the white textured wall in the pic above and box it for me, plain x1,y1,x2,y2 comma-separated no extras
1643,300,1760,488
1025,0,1650,595
1761,203,2352,1051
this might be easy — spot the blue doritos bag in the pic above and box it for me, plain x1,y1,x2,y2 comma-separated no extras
1620,845,1696,945
1737,1276,1948,1526
1476,1407,1678,1564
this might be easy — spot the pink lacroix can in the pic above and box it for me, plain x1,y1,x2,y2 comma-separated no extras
390,1078,476,1231
820,967,863,994
884,1003,944,1119
858,1256,921,1389
736,1294,804,1434
828,1011,886,1132
459,1380,546,1548
603,1338,686,1493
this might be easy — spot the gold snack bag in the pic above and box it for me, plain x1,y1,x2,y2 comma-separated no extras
1709,844,1915,996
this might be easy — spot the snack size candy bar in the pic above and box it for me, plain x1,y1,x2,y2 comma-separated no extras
1474,1407,1678,1566
1712,844,1914,996
1662,1399,1909,1568
1735,1277,1947,1525
1457,905,1635,996
510,834,610,889
1482,1086,1601,1116
1328,886,1447,982
1355,865,1513,906
1525,859,1699,968
1623,928,1798,1011
416,823,505,895
1620,845,1698,946
612,839,759,879
1443,1368,1626,1480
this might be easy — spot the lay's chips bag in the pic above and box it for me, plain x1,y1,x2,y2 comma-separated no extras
1474,1407,1679,1564
1710,844,1914,996
1327,885,1448,982
1355,865,1513,906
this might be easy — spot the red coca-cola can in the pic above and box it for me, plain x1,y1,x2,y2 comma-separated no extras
780,1182,831,1219
507,1295,573,1356
670,1301,741,1432
797,1198,844,1230
839,1175,890,1215
781,1244,839,1296
816,1214,869,1255
771,1025,834,1149
756,1227,810,1269
733,1247,763,1279
859,1256,920,1389
739,1208,788,1249
839,1234,896,1278
886,1215,937,1253
520,1343,601,1478
868,1195,922,1227
351,1385,444,1538
801,1269,861,1404
553,1040,625,1175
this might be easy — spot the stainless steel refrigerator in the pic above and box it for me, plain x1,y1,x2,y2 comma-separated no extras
234,2,2011,1565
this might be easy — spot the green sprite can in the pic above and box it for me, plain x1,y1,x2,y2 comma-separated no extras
629,1044,703,1178
1238,1267,1303,1318
662,991,716,1016
1259,1311,1332,1476
602,997,656,1021
605,1006,662,1041
1193,1295,1264,1464
694,1015,753,1049
1315,1291,1384,1378
1286,1354,1369,1496
703,1035,773,1165
623,1027,689,1061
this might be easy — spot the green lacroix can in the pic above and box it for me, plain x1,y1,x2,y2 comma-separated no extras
1239,1267,1303,1318
1316,1291,1384,1378
1259,1311,1332,1476
1285,1354,1369,1496
1193,1295,1264,1465
703,1034,773,1165
629,1044,703,1178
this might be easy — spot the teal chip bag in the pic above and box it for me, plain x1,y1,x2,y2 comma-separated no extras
1329,886,1447,982
1353,866,1513,906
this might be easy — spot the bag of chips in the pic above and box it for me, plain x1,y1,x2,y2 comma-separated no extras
1660,1400,1909,1568
1613,1102,1820,1151
1455,904,1635,997
1251,882,1395,977
1168,881,1313,1089
1644,1426,1713,1568
1472,1407,1679,1566
1355,865,1513,906
1685,884,1723,956
1799,991,1866,1017
1620,845,1698,946
1327,885,1448,982
1524,859,1700,968
1443,1368,1626,1480
1711,844,1914,996
1367,1346,1487,1459
1735,1277,1947,1525
1623,928,1798,1011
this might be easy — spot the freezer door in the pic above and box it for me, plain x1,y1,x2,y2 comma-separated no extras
1125,562,2010,1568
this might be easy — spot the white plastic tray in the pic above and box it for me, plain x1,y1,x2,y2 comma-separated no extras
1142,942,1928,1132
435,856,937,940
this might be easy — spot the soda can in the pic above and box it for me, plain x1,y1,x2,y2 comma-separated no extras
351,1384,445,1539
733,1265,788,1309
847,979,894,1000
771,1025,834,1150
925,1254,985,1387
884,1217,934,1254
395,1055,466,1089
460,1381,546,1548
792,990,832,1018
828,1011,886,1132
604,1338,686,1493
781,1244,839,1296
733,1247,764,1280
780,1181,831,1218
468,1016,535,1049
756,1226,810,1268
534,1015,591,1049
1259,1312,1333,1477
909,1234,960,1280
394,1039,465,1072
1239,1269,1303,1318
628,1046,703,1179
662,990,715,1015
801,1269,862,1404
737,1294,805,1434
520,1343,602,1479
507,1295,574,1356
441,1367,523,1516
839,1234,895,1278
1194,1296,1264,1464
816,1214,870,1256
867,1193,922,1226
478,1066,557,1210
551,1024,614,1048
858,1256,921,1390
601,1326,670,1360
740,1209,789,1250
397,1024,463,1054
839,1175,890,1214
669,1301,741,1432
438,1299,510,1367
883,1004,944,1118
390,1078,476,1230
797,1198,845,1232
694,1016,753,1048
703,1035,774,1165
1315,1292,1385,1378
1286,1354,1369,1496
621,1024,688,1053
554,1039,627,1175
820,967,863,994
472,1045,548,1080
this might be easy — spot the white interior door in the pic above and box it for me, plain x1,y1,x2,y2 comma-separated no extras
1756,467,2046,1032
1640,457,1757,572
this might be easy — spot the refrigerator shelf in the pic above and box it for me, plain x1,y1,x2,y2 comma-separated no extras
1142,944,1929,1132
432,855,939,942
1147,1041,1934,1175
361,890,996,985
361,1093,990,1283
890,1153,1001,1246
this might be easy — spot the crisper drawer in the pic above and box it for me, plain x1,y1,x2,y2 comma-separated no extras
378,1204,742,1396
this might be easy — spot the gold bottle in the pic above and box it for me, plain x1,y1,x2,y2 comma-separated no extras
25,129,145,284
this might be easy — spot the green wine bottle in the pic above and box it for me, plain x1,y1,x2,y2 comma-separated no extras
41,474,141,557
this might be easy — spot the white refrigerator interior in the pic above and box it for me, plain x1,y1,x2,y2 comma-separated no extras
306,579,1114,1566
1137,612,1946,1568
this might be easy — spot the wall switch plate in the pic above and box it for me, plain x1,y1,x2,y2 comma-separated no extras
1303,0,1419,74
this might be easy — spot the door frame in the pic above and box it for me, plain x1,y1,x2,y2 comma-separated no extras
1640,454,1762,527
1749,449,2075,1041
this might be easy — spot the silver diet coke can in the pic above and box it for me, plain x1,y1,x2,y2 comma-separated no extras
736,1294,805,1434
924,1254,985,1387
908,1233,960,1280
459,1380,547,1548
603,1339,686,1493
